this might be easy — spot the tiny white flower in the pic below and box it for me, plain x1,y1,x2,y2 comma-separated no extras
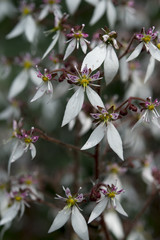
81,106,124,160
48,187,89,240
62,65,104,127
39,0,62,21
88,183,127,224
0,0,16,22
81,29,119,85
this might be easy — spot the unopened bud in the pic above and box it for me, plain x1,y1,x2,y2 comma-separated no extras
120,109,128,116
129,104,137,112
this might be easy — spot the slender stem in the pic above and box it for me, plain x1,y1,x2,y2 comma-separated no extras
34,128,94,158
94,144,100,180
115,97,145,112
118,34,136,60
123,188,158,239
100,215,112,240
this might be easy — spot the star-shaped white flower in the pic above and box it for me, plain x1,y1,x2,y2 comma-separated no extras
88,183,127,224
48,187,89,240
81,29,119,85
39,0,62,21
81,106,124,160
62,65,104,127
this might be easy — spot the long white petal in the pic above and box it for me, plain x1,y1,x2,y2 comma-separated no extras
126,42,143,62
0,106,13,120
24,15,36,43
81,43,106,71
62,87,84,127
0,202,19,226
86,86,104,108
115,199,128,217
66,0,81,14
8,70,28,100
106,0,117,28
80,38,88,54
107,122,124,160
42,31,60,59
58,32,66,54
104,45,119,85
6,18,26,39
88,198,108,223
89,0,106,25
63,39,76,60
48,207,71,233
85,0,98,6
148,42,160,61
30,83,48,102
30,143,36,159
71,206,89,240
119,56,129,82
144,56,155,83
81,123,105,150
39,5,50,21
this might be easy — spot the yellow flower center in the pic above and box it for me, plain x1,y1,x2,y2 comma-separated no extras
74,31,83,39
24,137,32,144
42,76,49,82
24,61,32,69
142,35,151,44
79,75,90,88
25,179,32,185
100,114,112,123
48,0,55,4
23,7,30,15
110,167,119,174
148,104,155,110
157,43,160,50
107,192,116,198
0,184,5,190
66,197,76,207
15,196,22,201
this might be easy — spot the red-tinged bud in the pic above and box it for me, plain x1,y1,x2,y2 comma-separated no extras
90,186,101,201
129,104,137,112
120,109,128,116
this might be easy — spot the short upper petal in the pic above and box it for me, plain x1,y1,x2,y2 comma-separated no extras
81,123,105,150
126,42,143,62
71,206,89,240
81,43,107,71
48,207,71,233
88,197,108,223
107,122,124,160
62,87,84,127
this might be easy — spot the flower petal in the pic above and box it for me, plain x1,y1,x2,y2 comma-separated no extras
144,56,155,83
148,42,160,61
80,38,88,54
0,202,19,226
30,83,48,102
81,123,105,150
126,42,143,62
63,39,76,60
71,206,89,240
62,87,84,127
29,68,42,85
6,18,26,39
119,56,129,82
24,15,36,43
88,198,108,223
115,199,128,217
0,106,13,120
39,5,50,21
30,143,36,159
81,43,106,71
104,45,119,85
106,0,117,28
48,207,71,233
107,122,124,160
86,86,104,108
42,31,60,59
8,70,28,100
66,0,81,14
89,0,106,25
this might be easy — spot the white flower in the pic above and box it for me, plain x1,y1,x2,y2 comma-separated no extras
8,54,40,100
0,0,16,22
6,2,37,43
81,106,124,160
48,187,89,240
85,0,116,28
31,66,53,102
39,0,62,21
126,27,160,83
64,24,90,60
42,12,68,59
88,183,127,224
62,66,104,127
81,29,119,85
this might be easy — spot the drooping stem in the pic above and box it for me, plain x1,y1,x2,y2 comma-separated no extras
94,144,100,180
118,34,136,60
115,97,145,112
34,128,94,158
